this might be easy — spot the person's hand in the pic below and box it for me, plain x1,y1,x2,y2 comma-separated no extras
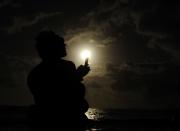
77,64,90,78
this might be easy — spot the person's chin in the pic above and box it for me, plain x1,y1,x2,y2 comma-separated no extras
61,52,67,57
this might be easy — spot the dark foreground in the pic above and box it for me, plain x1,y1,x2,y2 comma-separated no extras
0,106,177,131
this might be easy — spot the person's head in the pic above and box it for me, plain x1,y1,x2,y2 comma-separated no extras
35,30,66,60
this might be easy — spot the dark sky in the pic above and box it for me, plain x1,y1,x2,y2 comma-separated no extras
0,0,180,109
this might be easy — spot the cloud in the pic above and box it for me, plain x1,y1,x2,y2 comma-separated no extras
0,51,34,88
0,0,21,8
65,0,131,47
85,76,105,89
129,1,180,61
103,60,179,108
3,12,62,34
0,0,11,7
86,60,179,108
65,0,180,65
106,63,143,92
131,0,180,36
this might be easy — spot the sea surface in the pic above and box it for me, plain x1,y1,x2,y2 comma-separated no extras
0,106,177,131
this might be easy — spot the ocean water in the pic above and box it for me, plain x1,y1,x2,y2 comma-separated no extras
85,108,175,131
0,107,176,131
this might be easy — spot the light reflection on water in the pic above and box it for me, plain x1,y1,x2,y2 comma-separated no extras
85,108,104,120
84,108,174,131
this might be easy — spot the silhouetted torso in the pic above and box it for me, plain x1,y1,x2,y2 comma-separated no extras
27,59,88,130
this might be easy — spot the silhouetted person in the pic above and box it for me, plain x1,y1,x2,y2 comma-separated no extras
27,30,90,130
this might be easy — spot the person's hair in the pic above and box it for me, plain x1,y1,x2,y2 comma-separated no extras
35,30,65,59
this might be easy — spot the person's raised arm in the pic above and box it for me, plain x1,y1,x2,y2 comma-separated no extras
76,64,90,80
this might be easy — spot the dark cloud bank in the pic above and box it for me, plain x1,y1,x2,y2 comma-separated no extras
0,0,180,109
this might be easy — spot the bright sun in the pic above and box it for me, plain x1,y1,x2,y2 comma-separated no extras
80,50,91,60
